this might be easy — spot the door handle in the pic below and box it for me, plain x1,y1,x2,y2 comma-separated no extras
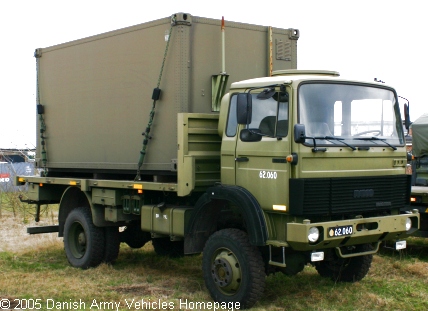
272,158,287,163
235,157,249,162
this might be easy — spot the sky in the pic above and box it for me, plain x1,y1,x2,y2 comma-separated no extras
1,0,426,148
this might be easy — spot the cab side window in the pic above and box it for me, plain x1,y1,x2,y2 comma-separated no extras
250,92,289,138
226,95,238,137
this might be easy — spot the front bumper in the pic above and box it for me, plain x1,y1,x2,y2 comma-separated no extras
284,212,419,251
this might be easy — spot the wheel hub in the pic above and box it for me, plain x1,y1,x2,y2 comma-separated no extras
211,258,233,287
210,250,241,295
78,232,86,246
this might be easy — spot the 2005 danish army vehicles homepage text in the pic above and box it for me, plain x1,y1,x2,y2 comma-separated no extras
16,13,419,308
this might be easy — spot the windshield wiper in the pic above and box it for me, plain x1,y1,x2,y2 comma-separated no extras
305,136,356,152
323,136,357,151
353,137,397,150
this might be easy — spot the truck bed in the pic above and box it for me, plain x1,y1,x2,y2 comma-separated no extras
19,113,220,197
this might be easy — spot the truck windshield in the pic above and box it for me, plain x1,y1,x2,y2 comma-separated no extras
298,83,404,147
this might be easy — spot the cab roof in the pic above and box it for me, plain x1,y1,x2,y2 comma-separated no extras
230,70,390,89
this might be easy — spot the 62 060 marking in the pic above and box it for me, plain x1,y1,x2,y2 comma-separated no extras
259,171,277,179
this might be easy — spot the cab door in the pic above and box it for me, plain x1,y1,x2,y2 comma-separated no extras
234,91,291,212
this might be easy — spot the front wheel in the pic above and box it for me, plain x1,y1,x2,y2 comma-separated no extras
315,244,373,282
202,229,265,309
63,207,105,269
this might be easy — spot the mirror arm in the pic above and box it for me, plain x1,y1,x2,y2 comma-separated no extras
399,96,411,132
309,137,327,153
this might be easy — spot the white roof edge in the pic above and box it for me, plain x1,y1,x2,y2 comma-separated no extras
231,77,292,89
230,70,395,90
272,69,340,76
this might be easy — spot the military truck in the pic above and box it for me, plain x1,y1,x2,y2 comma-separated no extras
409,114,428,236
16,13,419,308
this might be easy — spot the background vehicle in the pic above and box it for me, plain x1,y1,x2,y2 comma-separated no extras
410,114,428,236
16,13,418,308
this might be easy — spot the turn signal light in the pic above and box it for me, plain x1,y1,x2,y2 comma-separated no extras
286,153,298,165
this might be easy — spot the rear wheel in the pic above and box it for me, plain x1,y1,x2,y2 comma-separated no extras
315,244,373,282
121,223,151,249
63,207,105,269
152,238,184,257
103,227,120,264
202,229,265,309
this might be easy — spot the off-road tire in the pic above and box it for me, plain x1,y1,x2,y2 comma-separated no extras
202,229,266,309
103,227,120,264
315,243,373,282
63,207,105,269
152,238,184,257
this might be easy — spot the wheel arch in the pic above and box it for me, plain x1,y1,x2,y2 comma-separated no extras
184,185,268,254
58,186,101,236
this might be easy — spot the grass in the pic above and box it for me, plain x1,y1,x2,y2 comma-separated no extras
2,243,428,311
1,193,428,310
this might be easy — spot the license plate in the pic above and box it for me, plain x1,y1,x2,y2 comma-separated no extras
328,225,353,237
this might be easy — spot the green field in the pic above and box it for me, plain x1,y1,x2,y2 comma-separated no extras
1,193,428,311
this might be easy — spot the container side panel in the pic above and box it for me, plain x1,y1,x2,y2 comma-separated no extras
37,19,180,172
189,19,297,113
36,14,297,176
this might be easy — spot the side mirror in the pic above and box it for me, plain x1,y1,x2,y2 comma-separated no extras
404,103,411,130
237,93,252,124
240,129,262,142
294,124,306,143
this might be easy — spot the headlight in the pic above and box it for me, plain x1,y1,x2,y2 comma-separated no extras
308,227,320,243
405,218,412,231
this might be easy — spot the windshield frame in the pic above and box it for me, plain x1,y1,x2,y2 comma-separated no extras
297,81,405,148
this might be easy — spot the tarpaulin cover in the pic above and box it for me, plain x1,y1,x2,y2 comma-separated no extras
412,113,428,157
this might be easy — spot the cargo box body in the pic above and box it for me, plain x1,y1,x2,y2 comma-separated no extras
35,13,298,177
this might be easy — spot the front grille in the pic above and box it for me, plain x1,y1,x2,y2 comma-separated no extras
289,175,411,216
